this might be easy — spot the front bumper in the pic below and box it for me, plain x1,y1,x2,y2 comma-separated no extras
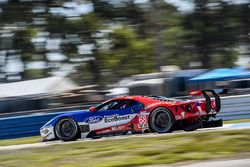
40,126,56,142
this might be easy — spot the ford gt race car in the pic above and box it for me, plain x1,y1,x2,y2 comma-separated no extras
40,90,222,141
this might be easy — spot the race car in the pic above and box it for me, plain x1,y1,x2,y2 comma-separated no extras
40,90,222,141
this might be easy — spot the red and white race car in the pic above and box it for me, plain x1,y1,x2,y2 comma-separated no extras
40,90,222,141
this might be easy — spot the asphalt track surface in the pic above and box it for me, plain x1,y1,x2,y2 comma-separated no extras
1,122,250,151
145,158,250,167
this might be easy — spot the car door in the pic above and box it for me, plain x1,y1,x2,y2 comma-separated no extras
89,99,142,130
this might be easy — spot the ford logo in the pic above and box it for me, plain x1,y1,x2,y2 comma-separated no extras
84,116,103,124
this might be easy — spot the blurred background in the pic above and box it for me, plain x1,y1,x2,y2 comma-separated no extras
0,0,250,113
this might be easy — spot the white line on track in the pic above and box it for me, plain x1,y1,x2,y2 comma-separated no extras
0,122,250,151
177,158,250,167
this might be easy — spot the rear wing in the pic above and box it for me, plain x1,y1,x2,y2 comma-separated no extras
189,90,221,114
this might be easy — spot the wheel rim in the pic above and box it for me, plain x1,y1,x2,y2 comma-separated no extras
151,108,173,133
56,119,77,139
155,112,170,129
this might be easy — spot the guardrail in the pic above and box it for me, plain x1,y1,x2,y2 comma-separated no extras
0,112,65,140
0,94,250,140
217,94,250,120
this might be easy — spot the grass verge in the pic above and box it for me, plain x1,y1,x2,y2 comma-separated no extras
0,136,40,146
0,130,250,167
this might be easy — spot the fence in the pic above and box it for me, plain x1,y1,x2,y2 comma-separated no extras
0,94,250,140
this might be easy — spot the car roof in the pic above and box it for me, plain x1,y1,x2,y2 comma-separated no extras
111,96,159,104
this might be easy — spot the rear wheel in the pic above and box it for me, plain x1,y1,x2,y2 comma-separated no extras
55,117,79,141
149,107,174,133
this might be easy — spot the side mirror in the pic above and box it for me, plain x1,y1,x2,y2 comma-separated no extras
89,106,97,112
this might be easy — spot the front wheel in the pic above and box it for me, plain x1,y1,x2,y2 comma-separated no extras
149,107,175,133
55,117,79,141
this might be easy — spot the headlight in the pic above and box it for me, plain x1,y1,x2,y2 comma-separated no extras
41,128,49,134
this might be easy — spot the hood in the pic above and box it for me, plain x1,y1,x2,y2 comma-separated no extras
41,110,91,128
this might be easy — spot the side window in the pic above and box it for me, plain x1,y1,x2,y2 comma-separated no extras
118,100,138,109
95,100,140,111
109,101,123,110
127,100,137,108
96,101,113,111
96,100,122,111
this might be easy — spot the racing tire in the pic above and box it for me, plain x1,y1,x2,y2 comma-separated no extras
55,117,80,141
149,107,175,133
